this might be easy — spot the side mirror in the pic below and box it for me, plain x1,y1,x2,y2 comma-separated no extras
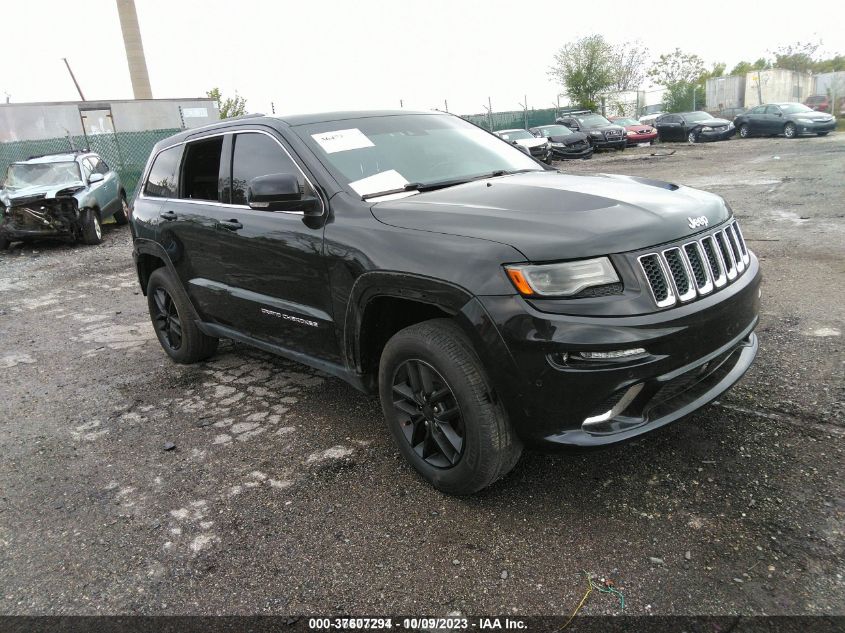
248,173,321,215
88,172,104,184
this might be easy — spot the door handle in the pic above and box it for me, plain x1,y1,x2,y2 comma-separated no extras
217,219,243,231
159,210,177,221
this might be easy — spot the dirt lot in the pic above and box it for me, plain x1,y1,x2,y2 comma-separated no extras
1,134,843,618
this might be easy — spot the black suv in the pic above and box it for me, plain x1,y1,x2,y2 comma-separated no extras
131,111,760,494
556,111,627,150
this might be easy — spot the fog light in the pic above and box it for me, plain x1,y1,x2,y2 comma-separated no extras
576,348,646,360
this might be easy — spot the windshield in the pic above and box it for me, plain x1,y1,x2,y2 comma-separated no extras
576,114,612,127
535,125,573,138
4,161,81,189
781,103,813,114
298,114,543,198
497,130,534,141
684,111,715,123
613,118,639,126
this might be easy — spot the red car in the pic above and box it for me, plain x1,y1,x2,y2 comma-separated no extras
609,117,658,145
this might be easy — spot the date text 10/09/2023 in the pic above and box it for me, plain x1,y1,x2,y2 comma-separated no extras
307,617,528,630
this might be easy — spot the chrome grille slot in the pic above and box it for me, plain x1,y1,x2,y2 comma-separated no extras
701,235,727,288
683,241,714,295
732,221,750,265
638,253,676,308
716,230,738,280
726,224,745,274
662,247,697,302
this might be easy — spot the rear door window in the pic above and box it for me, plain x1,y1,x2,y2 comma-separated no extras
144,145,182,198
228,132,307,206
181,137,224,202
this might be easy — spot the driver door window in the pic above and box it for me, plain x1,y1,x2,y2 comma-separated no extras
229,132,306,206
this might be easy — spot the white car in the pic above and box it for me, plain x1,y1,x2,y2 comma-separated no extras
494,129,552,164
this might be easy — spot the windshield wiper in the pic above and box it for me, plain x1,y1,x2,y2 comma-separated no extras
361,169,540,201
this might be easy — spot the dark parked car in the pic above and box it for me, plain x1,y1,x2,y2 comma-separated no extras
0,151,128,249
131,110,760,494
494,129,551,163
734,102,836,139
527,124,593,159
556,112,626,150
655,111,736,143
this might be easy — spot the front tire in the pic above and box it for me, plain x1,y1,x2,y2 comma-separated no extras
379,319,521,495
688,130,698,144
739,124,750,138
146,268,218,364
818,131,829,136
784,122,797,138
80,208,103,245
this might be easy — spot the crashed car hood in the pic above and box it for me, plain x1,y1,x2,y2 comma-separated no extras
547,134,588,145
515,137,548,149
698,118,731,127
0,182,85,206
370,171,731,262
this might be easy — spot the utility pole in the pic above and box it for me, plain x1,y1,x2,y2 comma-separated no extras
518,95,528,129
62,58,86,101
116,0,153,99
400,99,403,108
482,98,493,131
444,99,448,113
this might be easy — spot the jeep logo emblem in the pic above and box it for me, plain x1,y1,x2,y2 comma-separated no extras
688,215,709,229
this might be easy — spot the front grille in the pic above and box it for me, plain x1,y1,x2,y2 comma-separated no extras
606,129,622,137
638,219,751,309
572,282,624,298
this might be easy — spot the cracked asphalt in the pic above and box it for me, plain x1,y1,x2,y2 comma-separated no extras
0,133,842,617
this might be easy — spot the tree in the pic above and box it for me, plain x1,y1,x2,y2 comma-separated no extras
772,40,820,73
548,35,615,110
610,41,650,92
648,49,706,87
730,58,770,76
207,87,247,119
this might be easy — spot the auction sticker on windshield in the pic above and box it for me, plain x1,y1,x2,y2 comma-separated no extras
349,169,409,196
311,128,375,153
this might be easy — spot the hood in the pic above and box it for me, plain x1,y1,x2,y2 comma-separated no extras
698,118,731,127
1,181,85,206
370,171,731,262
586,124,625,133
514,137,548,149
793,111,834,120
548,133,589,145
626,125,655,133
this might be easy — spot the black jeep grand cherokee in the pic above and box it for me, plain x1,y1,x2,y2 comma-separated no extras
131,111,760,494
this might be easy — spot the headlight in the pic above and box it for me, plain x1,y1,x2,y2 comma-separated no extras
505,258,620,297
796,118,814,124
701,126,713,132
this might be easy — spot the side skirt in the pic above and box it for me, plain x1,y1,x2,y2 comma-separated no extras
197,321,370,394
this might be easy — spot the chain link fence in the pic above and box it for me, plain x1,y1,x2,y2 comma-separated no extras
0,128,180,198
461,108,560,131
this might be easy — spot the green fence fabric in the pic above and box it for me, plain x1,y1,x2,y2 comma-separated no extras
0,128,181,198
461,107,560,132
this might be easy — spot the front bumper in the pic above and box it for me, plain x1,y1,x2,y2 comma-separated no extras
796,120,836,134
626,132,657,145
591,137,626,149
475,255,761,448
699,127,737,141
549,144,593,159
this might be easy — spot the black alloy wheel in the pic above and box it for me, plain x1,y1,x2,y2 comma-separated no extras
151,286,183,351
392,359,464,468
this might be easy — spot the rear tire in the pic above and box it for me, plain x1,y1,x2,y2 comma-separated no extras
113,194,129,225
784,122,797,138
379,319,522,495
80,208,103,245
146,267,218,364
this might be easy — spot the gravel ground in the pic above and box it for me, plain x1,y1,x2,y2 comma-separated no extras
0,134,843,617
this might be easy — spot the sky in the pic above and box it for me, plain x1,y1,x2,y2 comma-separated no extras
3,0,843,116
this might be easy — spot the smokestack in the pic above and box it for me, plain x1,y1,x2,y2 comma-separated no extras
116,0,152,99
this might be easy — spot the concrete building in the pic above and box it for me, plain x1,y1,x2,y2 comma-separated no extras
0,98,219,142
744,69,813,108
706,75,746,112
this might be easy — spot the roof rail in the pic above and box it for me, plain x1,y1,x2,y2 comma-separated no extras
25,149,90,161
222,112,265,121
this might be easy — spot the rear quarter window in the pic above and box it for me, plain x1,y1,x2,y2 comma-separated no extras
144,145,183,198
